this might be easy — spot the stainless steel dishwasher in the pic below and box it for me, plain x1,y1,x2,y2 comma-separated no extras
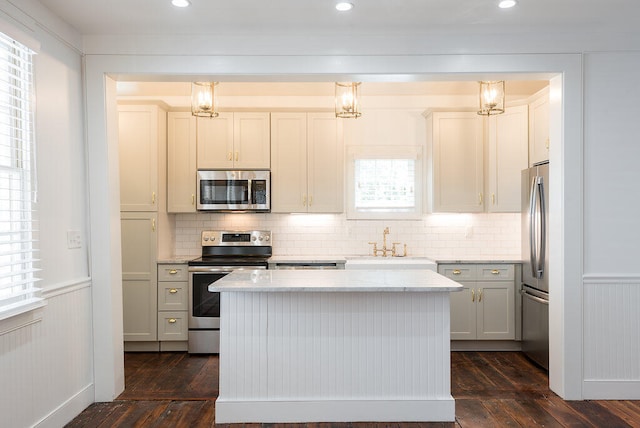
268,261,345,270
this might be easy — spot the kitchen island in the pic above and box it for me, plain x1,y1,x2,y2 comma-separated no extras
210,269,462,424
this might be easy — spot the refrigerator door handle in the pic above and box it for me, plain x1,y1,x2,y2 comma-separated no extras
536,176,546,279
529,176,538,278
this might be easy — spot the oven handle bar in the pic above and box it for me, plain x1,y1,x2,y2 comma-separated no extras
188,266,267,273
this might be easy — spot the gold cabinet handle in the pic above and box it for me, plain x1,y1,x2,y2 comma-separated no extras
471,289,475,302
478,289,483,302
302,194,307,207
169,269,178,275
168,318,177,324
452,269,461,275
309,195,313,206
491,269,500,275
152,218,156,232
152,191,156,204
478,193,483,205
192,194,195,205
227,151,233,161
235,151,239,162
491,193,496,205
169,288,178,294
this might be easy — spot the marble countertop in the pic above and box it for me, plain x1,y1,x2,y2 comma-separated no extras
210,269,462,293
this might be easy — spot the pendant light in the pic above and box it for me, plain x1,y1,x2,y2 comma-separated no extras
477,81,505,115
191,82,218,118
335,82,362,118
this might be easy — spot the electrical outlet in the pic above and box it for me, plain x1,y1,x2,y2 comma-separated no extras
67,230,82,249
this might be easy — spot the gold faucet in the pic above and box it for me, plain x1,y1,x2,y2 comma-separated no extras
368,227,392,257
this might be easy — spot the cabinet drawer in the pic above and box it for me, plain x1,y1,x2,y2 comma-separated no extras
157,311,188,341
477,264,514,281
158,282,188,311
438,264,476,281
157,264,188,281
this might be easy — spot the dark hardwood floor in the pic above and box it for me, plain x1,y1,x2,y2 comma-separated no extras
66,351,640,428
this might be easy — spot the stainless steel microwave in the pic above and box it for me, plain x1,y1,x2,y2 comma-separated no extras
196,170,270,212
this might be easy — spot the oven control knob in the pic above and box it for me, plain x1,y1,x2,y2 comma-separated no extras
203,235,209,241
252,236,257,242
258,236,264,241
265,235,270,241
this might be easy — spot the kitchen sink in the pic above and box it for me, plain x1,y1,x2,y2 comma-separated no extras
344,256,437,271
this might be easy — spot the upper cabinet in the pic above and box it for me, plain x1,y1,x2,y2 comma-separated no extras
118,104,166,211
197,112,270,169
528,88,550,166
487,104,530,212
270,112,343,213
167,112,197,213
426,111,484,213
425,105,531,213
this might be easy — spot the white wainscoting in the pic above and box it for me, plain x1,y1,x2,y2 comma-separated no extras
583,275,640,399
0,279,94,428
217,291,454,423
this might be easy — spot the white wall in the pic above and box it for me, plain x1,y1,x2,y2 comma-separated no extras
581,52,640,398
0,1,93,426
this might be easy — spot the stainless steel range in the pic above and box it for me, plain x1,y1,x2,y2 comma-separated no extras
187,230,272,353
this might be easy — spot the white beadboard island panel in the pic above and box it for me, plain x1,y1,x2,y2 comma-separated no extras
214,270,459,423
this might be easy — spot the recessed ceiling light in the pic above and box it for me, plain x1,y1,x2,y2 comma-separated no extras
498,0,517,8
172,0,190,7
336,2,354,12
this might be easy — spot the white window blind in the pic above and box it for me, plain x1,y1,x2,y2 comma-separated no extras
346,145,423,220
0,30,40,317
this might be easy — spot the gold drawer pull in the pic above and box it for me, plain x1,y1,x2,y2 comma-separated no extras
168,318,177,324
169,269,178,275
491,269,500,275
169,288,178,294
478,289,483,302
452,269,461,275
471,289,475,302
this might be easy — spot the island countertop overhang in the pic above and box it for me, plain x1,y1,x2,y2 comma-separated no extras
209,269,463,293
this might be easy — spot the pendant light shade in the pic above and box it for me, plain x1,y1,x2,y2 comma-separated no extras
335,82,362,118
191,82,218,118
477,81,505,116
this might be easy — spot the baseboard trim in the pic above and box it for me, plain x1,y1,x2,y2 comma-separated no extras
215,398,455,424
451,340,522,351
583,380,640,400
33,383,94,428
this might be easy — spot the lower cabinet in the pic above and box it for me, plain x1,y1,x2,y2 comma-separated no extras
439,263,516,341
157,263,188,350
121,212,158,343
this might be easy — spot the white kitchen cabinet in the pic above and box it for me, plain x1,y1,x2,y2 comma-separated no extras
167,112,197,213
487,104,530,212
528,88,550,166
425,111,484,212
157,263,188,347
118,104,166,211
197,112,270,169
439,263,516,341
271,112,343,213
121,212,158,343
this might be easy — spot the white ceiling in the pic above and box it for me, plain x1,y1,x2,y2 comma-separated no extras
35,0,640,38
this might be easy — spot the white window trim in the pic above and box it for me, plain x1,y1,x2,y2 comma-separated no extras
346,145,423,220
0,28,41,321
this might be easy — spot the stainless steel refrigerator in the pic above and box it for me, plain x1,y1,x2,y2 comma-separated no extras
521,162,549,370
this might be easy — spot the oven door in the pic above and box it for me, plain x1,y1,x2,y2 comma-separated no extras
188,268,229,329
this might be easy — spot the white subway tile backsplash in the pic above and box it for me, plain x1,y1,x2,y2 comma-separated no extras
172,212,521,260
